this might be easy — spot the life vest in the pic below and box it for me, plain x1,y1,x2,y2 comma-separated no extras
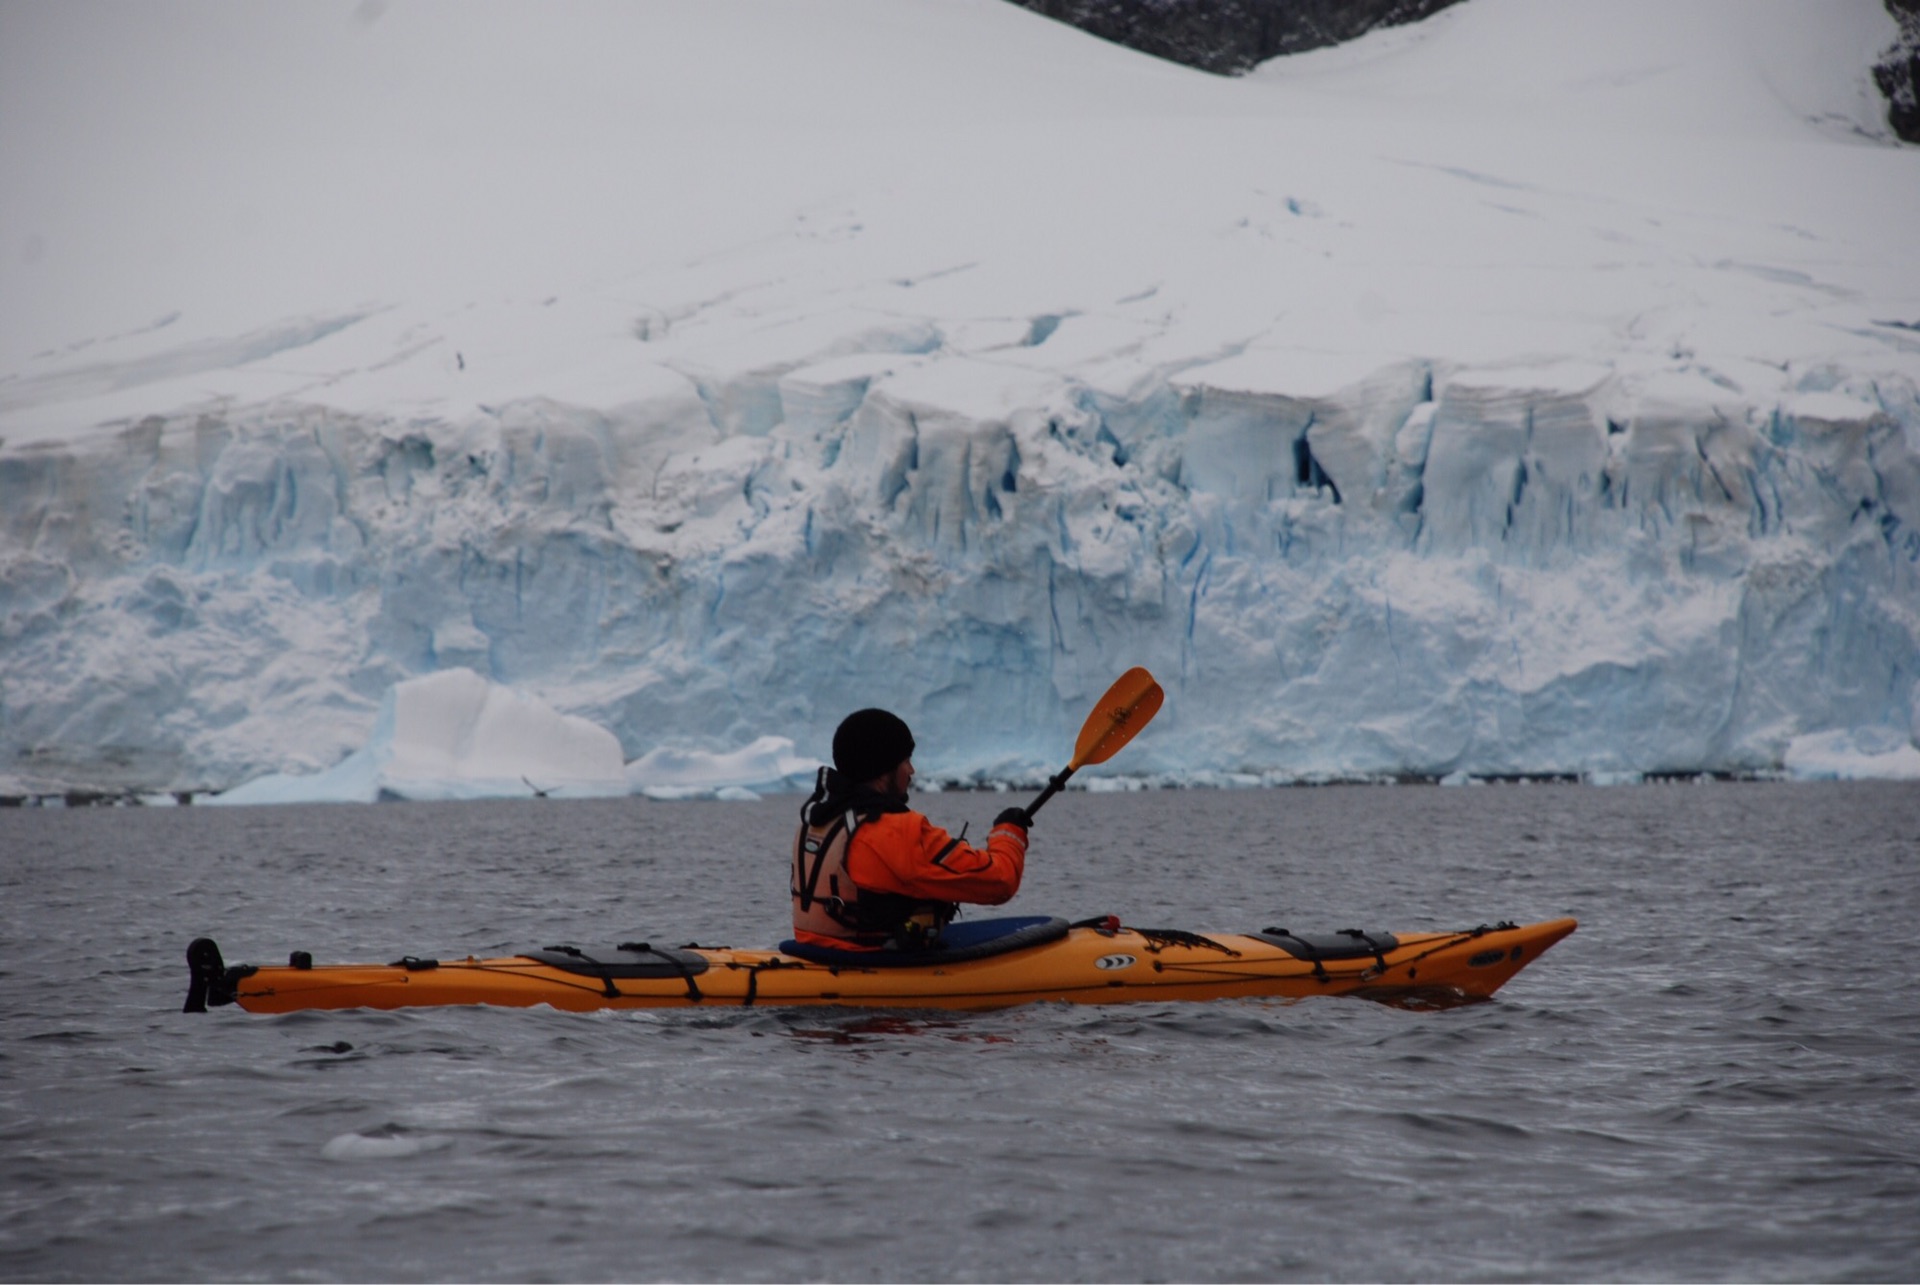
790,770,956,949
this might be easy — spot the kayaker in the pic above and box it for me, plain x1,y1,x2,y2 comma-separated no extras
791,708,1031,951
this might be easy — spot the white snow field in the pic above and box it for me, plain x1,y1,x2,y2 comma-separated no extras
2,0,1918,798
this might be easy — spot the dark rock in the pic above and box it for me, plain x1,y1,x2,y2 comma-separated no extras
1876,0,1920,142
1003,0,1465,76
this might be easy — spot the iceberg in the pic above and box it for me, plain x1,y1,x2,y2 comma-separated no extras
210,669,627,805
2,1,1918,797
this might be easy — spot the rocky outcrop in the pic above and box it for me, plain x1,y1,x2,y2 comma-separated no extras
1876,0,1920,142
1003,0,1463,76
1011,0,1920,142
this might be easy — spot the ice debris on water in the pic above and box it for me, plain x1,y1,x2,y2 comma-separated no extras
320,1131,450,1162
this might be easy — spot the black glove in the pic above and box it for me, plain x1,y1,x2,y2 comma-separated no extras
993,806,1033,831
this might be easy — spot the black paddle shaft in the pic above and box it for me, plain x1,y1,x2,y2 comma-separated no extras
1025,766,1075,820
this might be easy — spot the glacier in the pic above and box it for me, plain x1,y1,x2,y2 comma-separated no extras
2,0,1918,799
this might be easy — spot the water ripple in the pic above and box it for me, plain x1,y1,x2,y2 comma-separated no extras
2,783,1917,1281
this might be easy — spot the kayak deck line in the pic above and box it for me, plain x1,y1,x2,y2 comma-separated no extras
185,917,1577,1015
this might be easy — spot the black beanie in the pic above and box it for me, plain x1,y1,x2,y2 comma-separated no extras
832,708,916,784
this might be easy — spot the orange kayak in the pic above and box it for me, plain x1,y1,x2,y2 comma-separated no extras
186,915,1577,1014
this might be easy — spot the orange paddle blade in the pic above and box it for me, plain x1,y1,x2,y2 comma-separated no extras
1069,667,1164,770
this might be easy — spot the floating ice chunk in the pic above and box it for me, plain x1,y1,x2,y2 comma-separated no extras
625,735,813,799
208,744,380,806
1783,728,1920,781
212,669,628,804
320,1131,450,1162
635,784,769,802
380,669,626,796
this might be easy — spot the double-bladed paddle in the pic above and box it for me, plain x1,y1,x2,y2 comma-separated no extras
1023,667,1164,820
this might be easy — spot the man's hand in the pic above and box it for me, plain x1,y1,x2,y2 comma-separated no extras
993,806,1033,831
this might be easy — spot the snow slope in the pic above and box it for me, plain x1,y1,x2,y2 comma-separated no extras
2,0,1918,796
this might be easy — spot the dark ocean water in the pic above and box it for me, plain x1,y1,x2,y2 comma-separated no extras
2,781,1917,1282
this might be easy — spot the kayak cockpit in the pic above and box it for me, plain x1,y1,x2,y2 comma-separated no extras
778,915,1070,967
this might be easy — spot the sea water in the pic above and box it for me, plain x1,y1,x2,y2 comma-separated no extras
2,782,1917,1282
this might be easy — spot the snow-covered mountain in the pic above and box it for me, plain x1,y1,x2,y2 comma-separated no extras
2,0,1917,797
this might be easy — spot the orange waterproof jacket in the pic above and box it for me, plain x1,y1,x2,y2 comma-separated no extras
792,811,1028,950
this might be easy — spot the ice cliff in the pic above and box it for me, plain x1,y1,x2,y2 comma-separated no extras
2,0,1917,796
5,337,1916,794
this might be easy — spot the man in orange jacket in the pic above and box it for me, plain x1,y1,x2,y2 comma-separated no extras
790,708,1031,951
